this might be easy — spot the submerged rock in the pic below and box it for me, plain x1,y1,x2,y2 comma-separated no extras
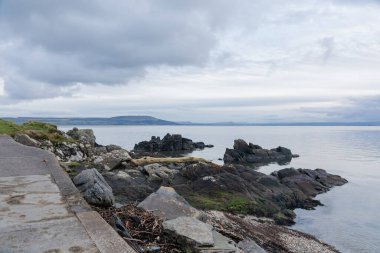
224,139,296,164
73,168,115,207
133,133,213,153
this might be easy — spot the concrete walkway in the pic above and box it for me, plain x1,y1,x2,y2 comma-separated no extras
0,135,136,253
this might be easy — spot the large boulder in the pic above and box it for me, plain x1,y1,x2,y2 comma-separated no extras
138,186,204,221
93,149,132,171
103,169,156,203
224,139,296,164
73,168,115,207
14,133,40,147
133,133,213,153
67,127,96,147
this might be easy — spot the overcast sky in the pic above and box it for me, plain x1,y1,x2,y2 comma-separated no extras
1,0,380,122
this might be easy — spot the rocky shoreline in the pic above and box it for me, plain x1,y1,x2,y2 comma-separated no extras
11,123,347,253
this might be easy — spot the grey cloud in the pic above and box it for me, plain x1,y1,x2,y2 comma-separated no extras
0,0,234,99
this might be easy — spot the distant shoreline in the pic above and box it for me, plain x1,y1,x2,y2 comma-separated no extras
3,116,380,126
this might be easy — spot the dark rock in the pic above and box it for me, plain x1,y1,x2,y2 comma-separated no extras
169,163,347,225
103,169,156,203
133,133,213,153
224,139,295,164
73,168,115,207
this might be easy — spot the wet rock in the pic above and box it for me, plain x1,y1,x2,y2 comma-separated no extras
73,168,115,207
273,168,348,199
171,163,347,225
163,216,214,247
93,149,132,171
14,133,40,147
224,139,294,164
133,133,213,153
138,186,204,221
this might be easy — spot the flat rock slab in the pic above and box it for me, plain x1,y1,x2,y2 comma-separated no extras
138,186,203,220
163,216,214,247
199,231,238,253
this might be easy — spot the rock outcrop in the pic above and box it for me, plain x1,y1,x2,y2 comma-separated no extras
224,139,297,164
14,133,40,147
133,133,213,153
66,127,96,146
73,168,115,207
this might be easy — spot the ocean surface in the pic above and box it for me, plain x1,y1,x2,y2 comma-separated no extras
60,125,380,252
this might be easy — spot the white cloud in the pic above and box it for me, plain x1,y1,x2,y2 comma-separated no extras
1,0,380,122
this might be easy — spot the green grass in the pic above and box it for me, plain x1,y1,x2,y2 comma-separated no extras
184,191,276,216
0,119,70,143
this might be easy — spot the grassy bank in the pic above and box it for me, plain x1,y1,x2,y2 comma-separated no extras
0,119,68,143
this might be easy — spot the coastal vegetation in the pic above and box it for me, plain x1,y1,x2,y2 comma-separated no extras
0,119,69,143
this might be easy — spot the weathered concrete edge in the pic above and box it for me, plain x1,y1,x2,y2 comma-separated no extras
6,136,137,253
77,211,137,253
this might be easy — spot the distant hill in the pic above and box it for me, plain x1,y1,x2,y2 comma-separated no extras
3,116,380,126
4,116,178,126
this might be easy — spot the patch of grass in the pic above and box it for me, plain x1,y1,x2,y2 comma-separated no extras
66,162,81,168
0,119,71,144
67,170,79,178
184,191,278,217
0,119,20,136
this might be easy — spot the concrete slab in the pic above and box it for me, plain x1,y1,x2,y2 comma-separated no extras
0,174,60,193
0,157,49,176
0,217,100,253
0,174,69,229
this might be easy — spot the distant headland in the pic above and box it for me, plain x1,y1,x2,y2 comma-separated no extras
3,116,380,126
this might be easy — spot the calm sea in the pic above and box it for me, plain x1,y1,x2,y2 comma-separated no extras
60,125,380,253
